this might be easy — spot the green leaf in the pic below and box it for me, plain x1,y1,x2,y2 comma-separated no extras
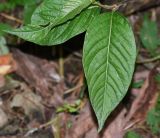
31,0,95,25
146,96,160,134
124,131,142,138
155,73,160,84
7,7,100,45
140,15,160,53
0,23,12,36
0,2,15,12
131,80,144,88
56,100,81,113
83,12,136,131
0,36,9,55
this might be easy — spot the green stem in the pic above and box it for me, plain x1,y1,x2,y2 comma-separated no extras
136,55,160,64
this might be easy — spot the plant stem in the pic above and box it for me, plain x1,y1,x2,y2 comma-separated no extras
136,55,160,64
93,1,120,11
64,83,83,94
94,2,117,10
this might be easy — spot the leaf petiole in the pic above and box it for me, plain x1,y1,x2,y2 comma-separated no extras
93,1,120,11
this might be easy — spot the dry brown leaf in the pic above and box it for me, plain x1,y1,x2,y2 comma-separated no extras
10,89,44,116
0,54,16,75
125,65,159,129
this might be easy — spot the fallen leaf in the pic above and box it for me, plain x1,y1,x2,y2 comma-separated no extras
0,108,8,128
10,86,44,117
0,54,16,75
0,65,12,75
125,64,159,129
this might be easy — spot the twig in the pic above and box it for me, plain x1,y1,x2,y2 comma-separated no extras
24,128,38,137
64,83,83,94
93,0,130,11
0,13,22,24
137,55,160,64
24,116,60,137
94,1,120,11
123,119,141,130
59,46,64,78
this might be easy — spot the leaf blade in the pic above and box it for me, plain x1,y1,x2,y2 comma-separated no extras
140,14,160,53
0,36,9,55
31,0,95,26
6,7,100,45
83,12,136,131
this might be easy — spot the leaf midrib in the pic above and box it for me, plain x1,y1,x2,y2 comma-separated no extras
101,12,114,123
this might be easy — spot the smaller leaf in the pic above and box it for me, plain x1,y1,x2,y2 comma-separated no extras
155,73,160,84
146,96,160,134
56,100,81,113
131,80,144,88
140,15,160,53
0,36,9,55
124,131,141,138
0,2,15,11
6,7,100,45
0,23,11,36
31,0,95,26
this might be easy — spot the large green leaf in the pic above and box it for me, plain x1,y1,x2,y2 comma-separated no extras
31,0,95,25
6,7,100,45
83,12,136,131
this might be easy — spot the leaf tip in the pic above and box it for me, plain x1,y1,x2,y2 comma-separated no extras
97,118,105,132
97,126,103,133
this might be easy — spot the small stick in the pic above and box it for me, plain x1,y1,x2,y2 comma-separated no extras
64,83,83,94
24,116,60,137
93,0,128,11
137,55,160,64
0,13,22,24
